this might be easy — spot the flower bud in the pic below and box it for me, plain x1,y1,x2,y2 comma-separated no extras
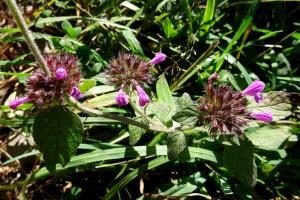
250,111,273,122
116,89,129,106
149,53,166,65
9,97,31,109
135,85,150,106
55,67,67,80
70,86,83,100
241,80,265,103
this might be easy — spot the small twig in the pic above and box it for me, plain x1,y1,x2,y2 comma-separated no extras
5,0,51,76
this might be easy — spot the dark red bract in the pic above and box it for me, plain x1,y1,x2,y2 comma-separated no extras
198,73,250,136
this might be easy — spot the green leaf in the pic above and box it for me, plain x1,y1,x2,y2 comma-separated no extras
200,0,215,36
215,0,260,71
121,29,144,55
128,117,147,145
61,21,81,38
172,108,198,128
33,146,217,181
174,92,193,111
82,92,117,108
78,79,96,93
223,138,257,187
156,74,176,108
103,157,169,200
246,125,293,149
173,93,197,128
162,17,177,38
32,106,83,172
247,91,292,120
167,131,190,161
146,101,176,126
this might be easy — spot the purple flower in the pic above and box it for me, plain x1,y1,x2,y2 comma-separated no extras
9,97,31,109
241,80,265,103
70,86,83,100
116,89,129,106
135,85,150,106
149,53,166,65
250,111,273,122
55,67,68,80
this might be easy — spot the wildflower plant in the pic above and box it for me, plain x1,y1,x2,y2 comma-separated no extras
4,0,298,196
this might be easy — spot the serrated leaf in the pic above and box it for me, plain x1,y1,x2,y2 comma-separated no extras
79,79,96,93
167,131,190,161
128,118,147,145
246,125,293,149
33,106,83,172
223,138,257,187
247,91,292,120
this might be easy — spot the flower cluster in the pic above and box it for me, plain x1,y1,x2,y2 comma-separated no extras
9,53,82,109
105,52,166,107
198,73,272,136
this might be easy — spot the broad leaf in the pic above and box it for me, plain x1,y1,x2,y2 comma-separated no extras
167,131,190,161
33,106,83,172
146,101,176,127
223,138,257,187
128,117,148,145
246,125,295,149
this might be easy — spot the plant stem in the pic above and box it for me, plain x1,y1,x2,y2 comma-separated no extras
5,0,51,76
67,97,172,133
129,96,151,123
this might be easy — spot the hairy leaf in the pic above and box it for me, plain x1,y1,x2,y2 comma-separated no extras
33,106,83,172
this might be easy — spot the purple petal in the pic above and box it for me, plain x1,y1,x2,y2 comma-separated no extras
116,89,129,106
70,86,83,100
241,80,265,103
135,85,150,106
149,53,166,65
9,97,31,109
254,93,263,103
55,67,67,80
250,111,273,122
241,80,265,97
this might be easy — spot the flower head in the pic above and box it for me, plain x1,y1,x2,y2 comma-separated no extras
9,53,82,109
242,80,265,103
105,52,161,106
149,53,166,65
198,73,250,136
9,97,31,109
116,89,129,106
135,84,150,106
250,111,273,122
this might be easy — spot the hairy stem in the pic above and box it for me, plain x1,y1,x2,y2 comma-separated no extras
5,0,51,76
